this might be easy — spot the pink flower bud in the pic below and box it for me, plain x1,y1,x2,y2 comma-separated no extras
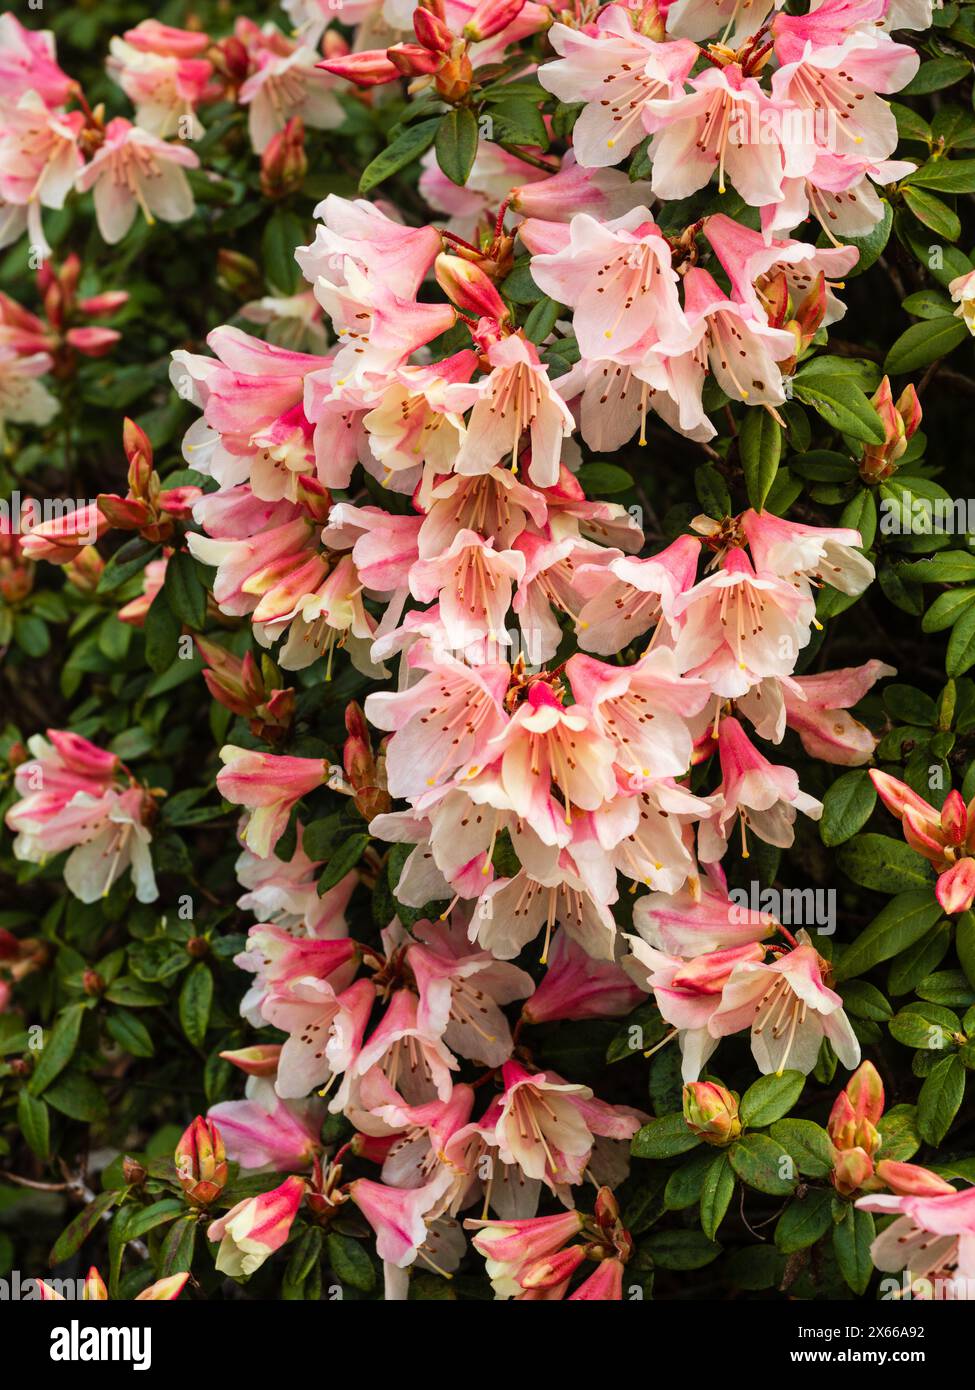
682,1081,741,1145
463,0,528,41
175,1116,229,1207
207,1175,305,1277
435,253,509,322
317,50,401,88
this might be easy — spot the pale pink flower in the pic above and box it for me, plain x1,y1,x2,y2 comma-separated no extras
857,1167,975,1298
0,14,73,107
466,1208,585,1297
671,547,815,698
645,63,814,207
0,94,84,258
0,344,57,433
106,37,214,138
208,1078,322,1169
407,917,534,1067
522,928,645,1025
782,659,895,764
447,330,576,488
494,1060,642,1190
538,5,698,167
239,42,343,153
631,861,776,955
263,976,375,1099
531,208,689,362
698,716,822,860
207,1175,305,1277
76,117,199,244
703,213,859,327
742,506,874,597
409,528,525,652
341,988,457,1109
364,644,510,799
216,746,328,857
708,929,860,1075
566,646,709,781
296,194,441,302
510,151,652,221
573,533,702,656
361,351,477,491
487,682,618,841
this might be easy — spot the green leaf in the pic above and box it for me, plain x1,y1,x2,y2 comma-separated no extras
838,980,893,1022
700,1152,735,1241
774,1189,834,1253
318,832,370,894
491,100,549,150
947,605,975,676
769,1119,836,1178
160,1213,197,1278
901,186,961,242
906,159,975,194
261,209,305,294
359,118,440,194
143,586,181,675
106,1008,155,1059
889,1002,960,1050
179,963,213,1049
833,1205,875,1295
821,770,877,847
739,410,781,511
837,834,935,892
435,108,479,187
923,588,975,634
875,1104,920,1163
164,550,207,630
792,375,885,444
901,58,971,95
631,1112,701,1160
728,1133,797,1195
326,1232,377,1292
29,1003,85,1095
17,1090,50,1160
834,890,944,981
884,315,968,375
576,462,634,495
96,538,160,595
917,1053,966,1144
523,296,562,345
45,1072,108,1122
739,1071,805,1128
50,1190,117,1264
643,1229,721,1270
957,910,975,987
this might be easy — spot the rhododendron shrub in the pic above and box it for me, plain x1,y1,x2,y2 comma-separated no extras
1,0,975,1311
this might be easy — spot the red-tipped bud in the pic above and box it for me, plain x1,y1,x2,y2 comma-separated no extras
682,1081,741,1145
435,253,509,322
877,1160,957,1197
941,789,967,846
175,1116,228,1207
832,1147,875,1198
77,290,129,316
318,50,402,87
66,326,121,357
260,116,307,200
343,700,390,822
413,6,453,50
386,41,443,75
219,1043,282,1076
123,417,154,498
520,1243,587,1290
463,0,527,41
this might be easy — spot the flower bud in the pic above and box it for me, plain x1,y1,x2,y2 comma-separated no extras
860,377,921,483
343,700,390,822
318,49,401,87
435,253,509,322
876,1160,957,1197
463,0,527,41
260,116,307,200
216,249,263,299
122,1157,148,1186
387,41,442,76
832,1146,874,1198
175,1115,229,1207
413,6,453,51
682,1081,741,1145
434,48,473,102
123,417,154,499
219,1043,283,1076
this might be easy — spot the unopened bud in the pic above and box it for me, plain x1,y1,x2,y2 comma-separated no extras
175,1116,228,1207
435,253,509,321
682,1081,741,1145
260,116,307,200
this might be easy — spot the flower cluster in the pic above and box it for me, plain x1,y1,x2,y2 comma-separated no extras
3,0,975,1311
